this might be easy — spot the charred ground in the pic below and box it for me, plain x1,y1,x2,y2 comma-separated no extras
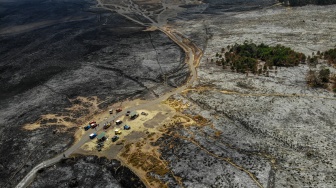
0,0,187,187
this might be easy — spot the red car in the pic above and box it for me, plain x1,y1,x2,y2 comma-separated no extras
116,108,122,113
90,121,97,128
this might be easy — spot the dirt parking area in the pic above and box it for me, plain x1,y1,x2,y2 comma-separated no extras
77,102,175,155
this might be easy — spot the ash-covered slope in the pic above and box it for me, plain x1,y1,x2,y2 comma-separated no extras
29,156,145,188
0,0,187,187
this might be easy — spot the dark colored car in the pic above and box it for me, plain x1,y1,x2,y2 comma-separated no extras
112,135,119,142
84,125,91,131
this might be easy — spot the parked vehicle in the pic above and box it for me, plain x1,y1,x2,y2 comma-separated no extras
91,123,98,128
126,111,131,116
130,112,139,120
109,109,113,114
116,108,122,113
124,125,131,130
115,129,122,135
112,135,119,142
84,125,91,131
103,123,111,129
116,120,122,125
89,133,97,139
90,121,98,128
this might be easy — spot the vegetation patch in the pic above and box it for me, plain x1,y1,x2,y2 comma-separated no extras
323,48,336,65
306,48,336,92
306,68,330,88
213,41,306,74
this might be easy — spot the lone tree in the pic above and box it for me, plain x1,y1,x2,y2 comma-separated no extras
319,68,330,83
307,68,331,88
324,48,336,65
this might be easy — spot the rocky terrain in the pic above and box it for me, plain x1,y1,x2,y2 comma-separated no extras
1,0,336,188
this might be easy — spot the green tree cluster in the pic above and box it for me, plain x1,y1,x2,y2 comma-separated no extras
306,68,331,88
323,48,336,65
223,41,306,73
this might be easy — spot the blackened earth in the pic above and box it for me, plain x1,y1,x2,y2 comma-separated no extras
0,0,186,187
0,0,281,187
29,155,145,188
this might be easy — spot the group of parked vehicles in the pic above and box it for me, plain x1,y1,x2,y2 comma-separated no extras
85,109,140,143
109,108,122,114
84,121,98,131
85,108,149,151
